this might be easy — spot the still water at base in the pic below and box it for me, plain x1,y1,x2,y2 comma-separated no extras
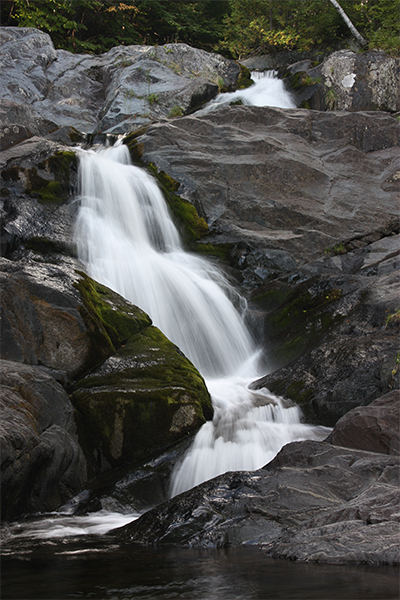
2,529,399,600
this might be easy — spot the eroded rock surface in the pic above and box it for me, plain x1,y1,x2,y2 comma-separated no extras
0,27,243,134
119,439,399,565
133,106,399,271
289,50,400,112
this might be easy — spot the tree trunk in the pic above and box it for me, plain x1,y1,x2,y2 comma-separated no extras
329,0,367,47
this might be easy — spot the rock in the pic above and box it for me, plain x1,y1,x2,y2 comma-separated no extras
290,50,400,112
1,137,79,257
61,438,193,515
0,254,212,489
239,50,326,72
118,439,399,565
327,390,400,455
131,106,399,275
0,257,109,378
250,236,400,425
0,360,87,521
71,323,212,478
0,100,60,150
0,27,242,134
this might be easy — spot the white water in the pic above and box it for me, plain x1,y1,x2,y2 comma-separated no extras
75,141,329,497
1,511,139,544
198,70,296,114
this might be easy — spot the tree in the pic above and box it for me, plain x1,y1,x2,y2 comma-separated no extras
329,0,367,46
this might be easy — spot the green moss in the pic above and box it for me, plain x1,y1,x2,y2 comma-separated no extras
235,64,253,90
260,281,345,367
168,106,184,118
195,242,234,262
26,237,69,255
286,380,315,405
68,127,86,144
74,271,151,355
251,286,289,311
147,163,208,246
4,150,78,205
71,324,212,468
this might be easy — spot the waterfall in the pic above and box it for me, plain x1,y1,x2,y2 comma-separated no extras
76,145,328,497
198,70,297,114
75,75,327,496
76,145,253,378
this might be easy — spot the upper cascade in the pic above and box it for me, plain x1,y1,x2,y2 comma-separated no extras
76,144,254,378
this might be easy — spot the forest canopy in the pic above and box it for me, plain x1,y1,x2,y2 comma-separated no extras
1,0,399,57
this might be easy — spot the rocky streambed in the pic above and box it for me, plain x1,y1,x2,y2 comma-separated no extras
0,26,399,569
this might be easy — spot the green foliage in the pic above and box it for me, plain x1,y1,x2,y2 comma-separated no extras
168,105,184,118
325,87,337,110
324,242,346,255
218,0,400,57
385,308,400,328
1,0,398,56
147,92,159,105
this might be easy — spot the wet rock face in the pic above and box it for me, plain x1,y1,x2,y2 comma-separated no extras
0,255,212,516
0,27,241,133
0,360,86,521
249,234,400,425
119,439,400,565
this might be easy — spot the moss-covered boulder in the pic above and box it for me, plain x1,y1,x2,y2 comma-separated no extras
72,325,212,478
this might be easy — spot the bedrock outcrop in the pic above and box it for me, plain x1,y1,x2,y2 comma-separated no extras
128,106,399,423
288,50,400,112
132,106,399,270
0,27,245,134
120,395,399,564
120,434,399,565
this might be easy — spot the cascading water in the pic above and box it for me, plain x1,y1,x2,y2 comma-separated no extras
198,70,297,114
75,142,328,497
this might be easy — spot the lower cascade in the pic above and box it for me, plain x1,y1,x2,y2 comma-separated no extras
76,143,328,496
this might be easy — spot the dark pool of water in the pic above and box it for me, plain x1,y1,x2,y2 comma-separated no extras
2,533,399,600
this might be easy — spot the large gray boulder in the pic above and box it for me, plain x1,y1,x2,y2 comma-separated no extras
0,27,242,134
119,439,399,565
327,390,400,455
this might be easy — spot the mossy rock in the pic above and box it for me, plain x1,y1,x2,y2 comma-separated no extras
122,133,208,249
235,64,253,90
253,277,345,368
74,270,152,367
146,163,208,247
1,150,77,206
72,325,212,475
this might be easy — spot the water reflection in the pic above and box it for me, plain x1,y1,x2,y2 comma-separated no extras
2,536,399,600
